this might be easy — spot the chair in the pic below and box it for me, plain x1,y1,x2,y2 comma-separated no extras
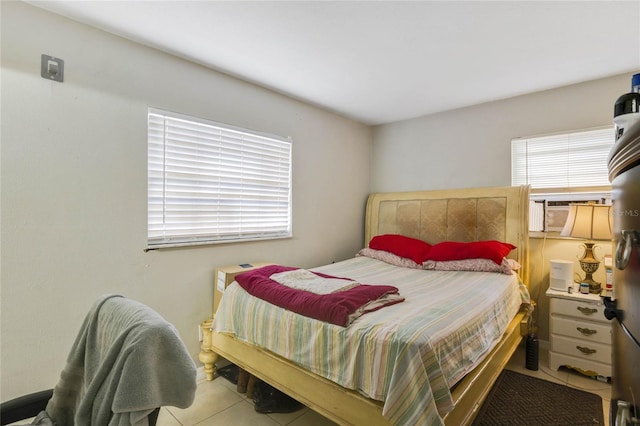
0,295,197,426
1,392,161,426
1,390,55,425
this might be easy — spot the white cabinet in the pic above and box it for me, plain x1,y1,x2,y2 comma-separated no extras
546,288,612,378
212,262,273,316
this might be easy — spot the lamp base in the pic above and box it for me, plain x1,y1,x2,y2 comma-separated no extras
579,242,602,294
580,276,602,294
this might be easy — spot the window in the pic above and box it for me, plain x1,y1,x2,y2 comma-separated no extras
511,126,614,191
147,108,292,249
511,126,614,232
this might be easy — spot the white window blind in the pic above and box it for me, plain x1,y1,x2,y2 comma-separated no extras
147,108,292,249
511,127,615,190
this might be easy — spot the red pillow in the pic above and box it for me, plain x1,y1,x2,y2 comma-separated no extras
369,234,432,264
426,240,516,265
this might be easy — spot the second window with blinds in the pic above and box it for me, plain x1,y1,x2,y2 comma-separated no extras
147,108,292,249
511,126,615,232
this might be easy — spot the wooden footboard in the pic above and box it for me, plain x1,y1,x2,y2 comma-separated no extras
199,308,529,426
442,310,528,425
202,318,388,425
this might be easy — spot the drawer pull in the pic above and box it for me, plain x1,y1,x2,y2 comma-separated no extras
577,327,597,336
576,346,597,355
577,306,598,315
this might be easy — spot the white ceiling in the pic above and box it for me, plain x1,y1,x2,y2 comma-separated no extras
27,1,640,125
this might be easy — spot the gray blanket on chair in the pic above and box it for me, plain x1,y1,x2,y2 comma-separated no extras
44,294,197,426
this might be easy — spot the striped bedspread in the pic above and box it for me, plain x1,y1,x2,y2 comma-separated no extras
213,256,530,425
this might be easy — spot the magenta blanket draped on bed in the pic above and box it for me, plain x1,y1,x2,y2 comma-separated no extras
235,265,404,326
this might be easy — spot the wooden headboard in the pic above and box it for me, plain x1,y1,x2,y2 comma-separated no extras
365,185,530,286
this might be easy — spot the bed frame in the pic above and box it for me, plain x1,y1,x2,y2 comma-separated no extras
199,185,530,425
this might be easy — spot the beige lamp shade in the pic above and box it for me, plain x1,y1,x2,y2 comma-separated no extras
560,204,612,240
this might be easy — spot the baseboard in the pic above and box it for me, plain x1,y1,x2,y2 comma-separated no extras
196,366,206,383
539,339,550,351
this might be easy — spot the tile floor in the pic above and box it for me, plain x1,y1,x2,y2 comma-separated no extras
157,344,612,426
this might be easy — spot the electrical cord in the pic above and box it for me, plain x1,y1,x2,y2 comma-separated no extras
527,232,548,334
604,297,640,350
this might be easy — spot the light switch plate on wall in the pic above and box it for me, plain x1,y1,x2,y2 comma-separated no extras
41,54,64,82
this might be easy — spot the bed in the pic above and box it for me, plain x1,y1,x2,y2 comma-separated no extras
199,185,531,425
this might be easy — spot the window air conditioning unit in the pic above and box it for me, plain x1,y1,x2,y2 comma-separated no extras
529,193,611,232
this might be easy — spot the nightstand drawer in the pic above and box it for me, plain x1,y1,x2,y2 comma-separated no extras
551,316,612,345
551,335,611,365
550,297,608,323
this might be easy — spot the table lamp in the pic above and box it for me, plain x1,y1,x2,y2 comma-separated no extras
560,203,612,294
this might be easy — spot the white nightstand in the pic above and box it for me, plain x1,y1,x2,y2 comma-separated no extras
212,262,273,316
200,262,273,381
546,288,612,378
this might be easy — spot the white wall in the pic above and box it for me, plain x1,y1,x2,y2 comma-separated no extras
0,1,371,400
372,73,633,341
372,73,632,192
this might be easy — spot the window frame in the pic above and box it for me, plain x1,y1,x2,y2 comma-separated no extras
147,108,293,249
511,126,614,233
511,125,614,193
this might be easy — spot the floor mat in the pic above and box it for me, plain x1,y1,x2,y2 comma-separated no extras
472,370,604,425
